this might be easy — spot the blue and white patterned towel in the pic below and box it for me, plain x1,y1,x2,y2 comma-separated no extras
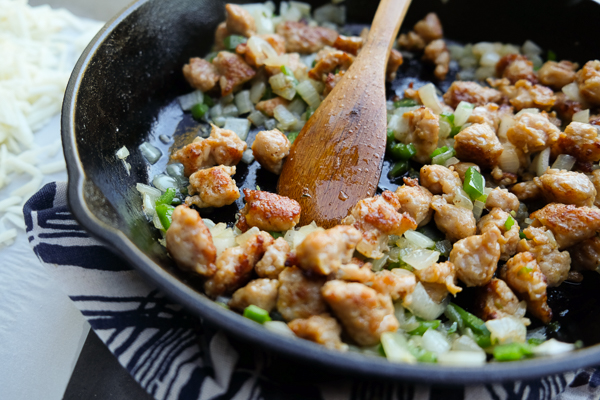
24,182,600,400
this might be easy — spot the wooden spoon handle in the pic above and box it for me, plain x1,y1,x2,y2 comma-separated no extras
277,0,411,228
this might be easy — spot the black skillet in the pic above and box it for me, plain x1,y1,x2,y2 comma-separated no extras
62,0,600,384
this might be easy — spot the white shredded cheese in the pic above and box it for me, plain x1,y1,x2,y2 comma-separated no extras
0,0,103,247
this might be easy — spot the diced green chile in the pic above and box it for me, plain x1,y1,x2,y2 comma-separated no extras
156,188,177,206
445,303,492,348
407,319,441,335
389,143,417,160
463,167,486,201
224,35,247,51
191,103,209,120
504,215,516,231
430,146,449,158
394,98,418,108
243,305,272,324
156,204,175,230
390,160,410,177
280,65,299,85
270,231,284,239
287,131,300,143
493,342,533,361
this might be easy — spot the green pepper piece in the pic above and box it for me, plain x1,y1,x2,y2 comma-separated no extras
449,125,462,138
440,111,455,126
389,143,417,161
431,148,456,165
394,98,418,108
519,231,527,239
447,321,458,334
243,305,272,324
203,96,215,107
305,106,315,120
269,231,284,239
430,146,449,158
224,35,247,51
493,342,533,361
504,215,516,231
463,167,486,201
156,188,177,206
191,103,209,120
386,129,396,147
389,160,410,177
287,131,300,144
445,303,492,348
407,319,441,335
407,343,438,363
528,337,544,346
262,85,274,101
547,50,557,61
156,204,175,230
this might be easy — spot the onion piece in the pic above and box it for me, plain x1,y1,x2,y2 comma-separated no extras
273,104,298,130
178,90,204,111
497,115,516,142
371,254,388,272
551,154,577,171
452,335,485,354
452,187,474,210
241,149,255,164
515,108,540,116
444,157,460,167
422,329,451,355
223,118,251,141
531,147,550,177
296,80,321,109
139,142,161,164
222,104,239,118
250,80,267,104
418,83,443,114
402,249,440,270
404,230,436,249
166,163,185,179
473,200,486,221
531,339,575,356
247,36,278,63
264,321,296,337
287,97,307,116
562,82,586,104
522,40,542,56
313,3,346,25
234,90,253,115
498,143,520,174
116,146,130,160
269,72,296,100
380,332,416,364
248,110,267,127
403,282,448,320
485,316,527,345
437,351,486,366
572,109,590,123
153,174,178,192
453,101,475,126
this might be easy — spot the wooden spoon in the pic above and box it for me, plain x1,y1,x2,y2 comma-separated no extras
277,0,412,228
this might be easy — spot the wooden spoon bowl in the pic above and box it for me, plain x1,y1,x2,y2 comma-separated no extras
278,0,412,228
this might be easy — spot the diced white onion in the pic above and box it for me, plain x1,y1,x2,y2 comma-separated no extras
166,163,185,179
296,80,321,109
222,104,239,118
403,282,448,320
241,4,275,34
380,332,416,364
389,115,410,141
522,40,542,56
402,249,440,270
139,142,161,164
264,321,296,337
437,351,486,366
136,183,162,198
422,329,451,354
572,109,590,123
485,316,527,345
451,335,485,354
473,200,486,221
452,187,474,210
210,103,223,118
287,97,307,116
532,147,551,177
178,90,204,111
371,255,388,272
479,52,501,68
264,54,291,68
453,101,475,126
265,118,278,130
418,83,443,114
234,90,253,115
497,115,516,142
475,66,496,81
562,82,585,104
552,154,577,171
116,146,130,159
241,149,255,164
498,143,520,174
273,104,298,130
288,221,324,248
213,116,226,127
221,93,235,105
209,223,237,256
223,118,251,141
439,120,451,139
531,339,575,356
444,157,460,167
248,110,267,127
269,73,296,100
404,230,436,249
250,80,267,104
153,174,178,192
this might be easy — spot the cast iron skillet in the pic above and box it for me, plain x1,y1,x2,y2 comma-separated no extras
62,0,600,384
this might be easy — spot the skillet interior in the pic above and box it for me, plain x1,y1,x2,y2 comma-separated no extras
62,0,600,383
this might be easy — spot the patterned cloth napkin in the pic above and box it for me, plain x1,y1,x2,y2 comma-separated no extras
24,182,600,400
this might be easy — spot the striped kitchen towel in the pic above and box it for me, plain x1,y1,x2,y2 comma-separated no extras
24,182,600,400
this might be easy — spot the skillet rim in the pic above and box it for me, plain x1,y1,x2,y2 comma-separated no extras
61,0,600,384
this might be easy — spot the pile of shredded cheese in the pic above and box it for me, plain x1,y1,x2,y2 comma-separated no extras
0,0,103,246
